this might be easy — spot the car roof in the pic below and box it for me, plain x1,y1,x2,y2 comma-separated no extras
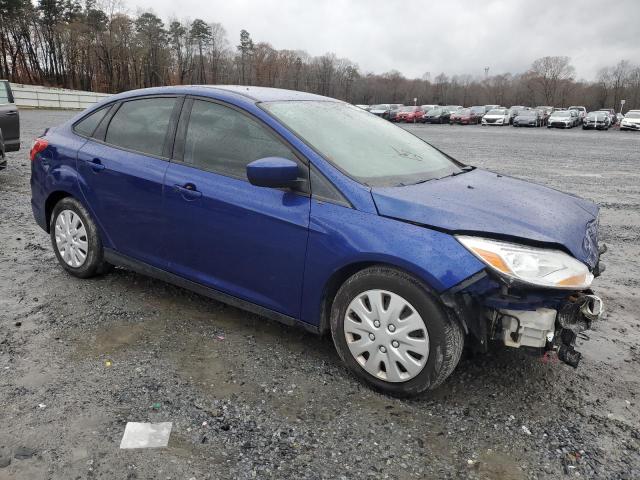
105,85,339,105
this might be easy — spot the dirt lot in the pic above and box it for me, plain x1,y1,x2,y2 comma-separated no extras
1,110,639,480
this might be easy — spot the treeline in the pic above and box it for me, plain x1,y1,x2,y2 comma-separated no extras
1,0,639,110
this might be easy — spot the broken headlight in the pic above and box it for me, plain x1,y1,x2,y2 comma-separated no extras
456,236,593,289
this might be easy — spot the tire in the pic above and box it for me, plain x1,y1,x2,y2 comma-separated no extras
50,197,112,278
330,266,464,397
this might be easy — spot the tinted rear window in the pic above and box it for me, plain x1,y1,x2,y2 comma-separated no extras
0,81,12,104
74,107,110,137
105,97,176,157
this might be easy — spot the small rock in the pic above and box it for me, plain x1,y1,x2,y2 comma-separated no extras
14,447,36,460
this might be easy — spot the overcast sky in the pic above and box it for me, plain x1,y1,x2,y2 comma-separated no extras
127,0,639,81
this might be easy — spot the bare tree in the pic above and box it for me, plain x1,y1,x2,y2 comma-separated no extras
530,56,575,105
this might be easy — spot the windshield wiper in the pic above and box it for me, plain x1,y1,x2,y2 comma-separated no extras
450,165,474,176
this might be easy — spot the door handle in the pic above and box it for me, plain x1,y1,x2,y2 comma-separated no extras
173,183,202,199
4,111,17,116
90,158,105,172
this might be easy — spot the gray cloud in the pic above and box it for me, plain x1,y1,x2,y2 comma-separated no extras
128,0,640,80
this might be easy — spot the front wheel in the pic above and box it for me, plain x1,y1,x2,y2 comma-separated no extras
330,266,464,397
50,197,112,278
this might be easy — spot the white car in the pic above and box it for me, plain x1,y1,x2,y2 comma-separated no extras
620,110,640,131
481,108,510,126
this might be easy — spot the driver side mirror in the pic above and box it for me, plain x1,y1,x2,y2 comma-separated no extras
246,157,300,189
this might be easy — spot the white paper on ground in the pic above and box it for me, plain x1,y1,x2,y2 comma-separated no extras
119,422,173,449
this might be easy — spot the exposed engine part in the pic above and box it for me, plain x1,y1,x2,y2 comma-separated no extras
557,293,603,333
498,308,557,348
557,329,581,367
554,293,604,368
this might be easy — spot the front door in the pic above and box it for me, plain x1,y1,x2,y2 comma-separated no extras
163,98,311,317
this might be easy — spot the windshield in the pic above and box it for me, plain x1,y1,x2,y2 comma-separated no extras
518,111,536,117
625,112,640,119
263,101,461,187
457,108,471,115
399,106,417,112
587,112,605,119
487,109,506,115
470,107,484,114
370,104,390,110
427,108,442,115
552,111,571,118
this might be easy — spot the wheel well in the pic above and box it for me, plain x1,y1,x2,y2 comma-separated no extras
44,191,72,232
319,262,377,334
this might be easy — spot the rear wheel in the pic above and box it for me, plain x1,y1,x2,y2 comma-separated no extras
50,197,112,278
330,266,464,397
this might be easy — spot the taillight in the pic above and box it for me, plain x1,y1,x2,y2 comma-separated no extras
30,138,48,161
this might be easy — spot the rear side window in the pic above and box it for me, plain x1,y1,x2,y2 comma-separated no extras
183,99,297,179
0,81,12,104
74,107,109,137
105,97,176,157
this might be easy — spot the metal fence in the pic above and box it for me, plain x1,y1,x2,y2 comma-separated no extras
10,83,111,110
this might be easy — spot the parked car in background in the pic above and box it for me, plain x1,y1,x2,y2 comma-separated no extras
421,105,437,114
0,79,20,170
598,109,617,125
450,108,482,125
395,105,425,123
481,108,510,126
369,104,394,119
484,104,501,112
547,110,577,128
470,106,487,116
582,111,611,130
423,107,451,124
568,106,586,124
620,110,640,130
508,106,526,125
388,105,405,122
513,109,542,127
616,112,625,124
30,85,605,396
535,106,553,126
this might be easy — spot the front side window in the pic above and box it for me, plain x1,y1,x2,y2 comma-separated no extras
183,99,297,180
263,101,461,187
105,97,176,157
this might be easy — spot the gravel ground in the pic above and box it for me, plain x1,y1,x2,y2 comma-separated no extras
1,110,639,480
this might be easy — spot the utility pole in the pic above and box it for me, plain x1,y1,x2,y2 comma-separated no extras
484,67,489,79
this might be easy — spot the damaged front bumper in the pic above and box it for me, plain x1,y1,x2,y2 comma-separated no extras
442,245,607,368
487,292,603,367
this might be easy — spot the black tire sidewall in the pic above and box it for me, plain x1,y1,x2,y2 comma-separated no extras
50,197,105,278
330,267,461,396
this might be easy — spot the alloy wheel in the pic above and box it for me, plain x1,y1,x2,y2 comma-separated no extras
54,209,89,267
343,289,430,382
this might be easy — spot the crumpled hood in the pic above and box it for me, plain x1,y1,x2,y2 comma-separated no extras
372,169,600,268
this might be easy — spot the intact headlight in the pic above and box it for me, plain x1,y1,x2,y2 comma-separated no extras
456,236,593,289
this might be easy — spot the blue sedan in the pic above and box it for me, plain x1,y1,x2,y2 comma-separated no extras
30,86,605,396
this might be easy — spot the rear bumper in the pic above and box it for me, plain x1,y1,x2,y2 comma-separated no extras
4,139,20,152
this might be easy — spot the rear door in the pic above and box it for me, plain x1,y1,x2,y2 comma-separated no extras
76,96,182,267
0,81,20,151
162,97,311,317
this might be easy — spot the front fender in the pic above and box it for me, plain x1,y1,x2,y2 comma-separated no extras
300,200,485,326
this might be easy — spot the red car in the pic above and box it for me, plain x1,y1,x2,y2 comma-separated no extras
449,108,482,125
395,106,425,123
